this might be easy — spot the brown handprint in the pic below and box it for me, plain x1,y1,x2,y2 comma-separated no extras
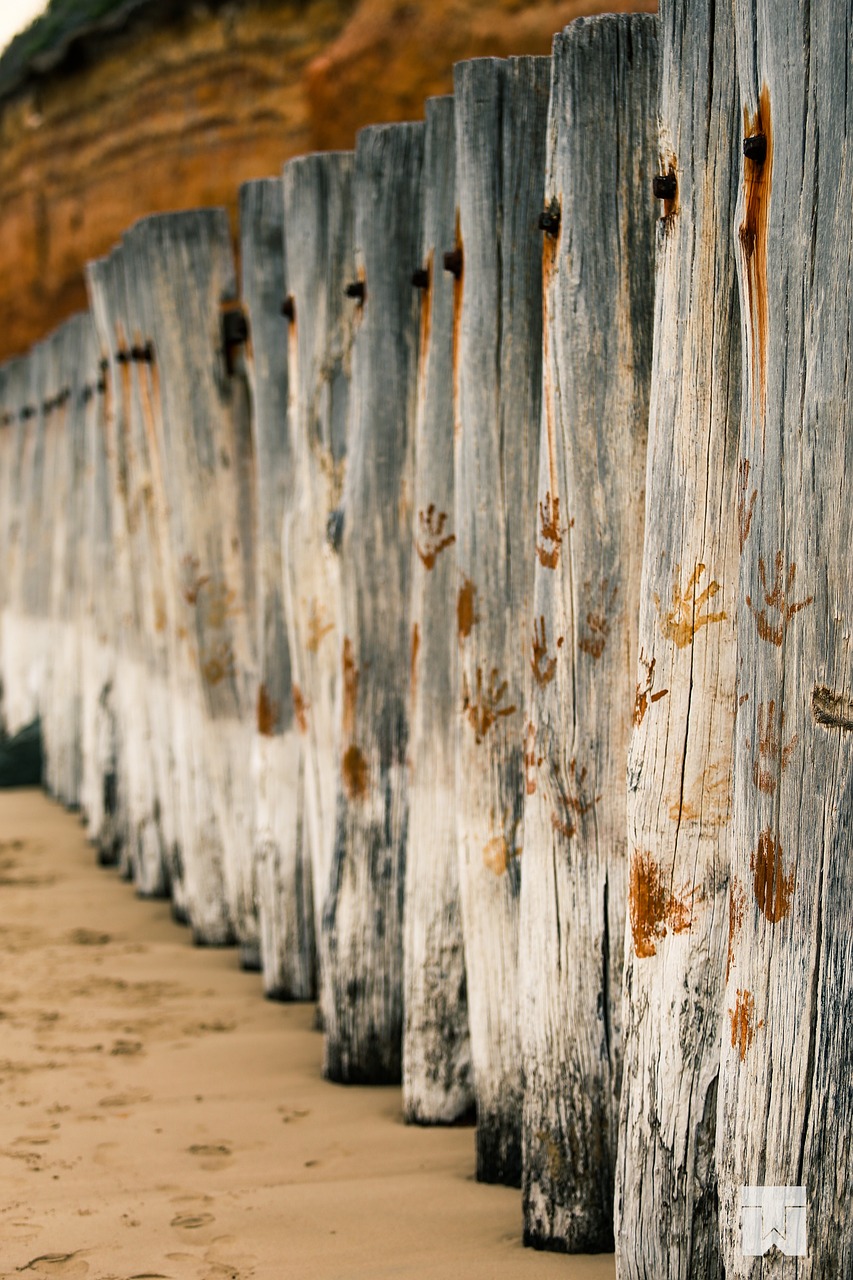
746,552,813,646
415,504,456,570
531,616,558,687
751,699,797,794
655,563,727,648
579,579,618,660
462,666,517,743
536,492,563,569
632,651,668,726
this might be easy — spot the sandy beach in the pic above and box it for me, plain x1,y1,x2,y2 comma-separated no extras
0,789,616,1280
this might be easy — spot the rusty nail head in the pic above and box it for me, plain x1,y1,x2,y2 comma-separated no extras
538,206,560,236
116,349,130,365
743,133,767,163
443,248,462,279
345,281,365,302
653,173,677,201
222,308,249,347
132,342,154,363
97,379,106,394
281,295,295,320
411,268,429,290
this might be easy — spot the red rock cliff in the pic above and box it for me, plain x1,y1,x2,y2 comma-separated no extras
0,0,655,361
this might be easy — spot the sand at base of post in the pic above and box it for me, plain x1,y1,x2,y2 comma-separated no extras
0,787,614,1279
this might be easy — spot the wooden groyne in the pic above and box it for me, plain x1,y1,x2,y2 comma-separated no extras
1,4,850,1271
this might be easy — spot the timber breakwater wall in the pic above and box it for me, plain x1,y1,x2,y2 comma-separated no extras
1,4,850,1274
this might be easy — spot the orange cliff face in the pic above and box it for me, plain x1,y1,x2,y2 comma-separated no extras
0,0,655,363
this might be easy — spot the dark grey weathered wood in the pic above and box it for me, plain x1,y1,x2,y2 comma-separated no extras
240,177,315,999
718,5,853,1275
453,54,550,1186
282,150,356,1023
321,122,424,1083
615,3,741,1277
403,94,473,1125
519,14,657,1253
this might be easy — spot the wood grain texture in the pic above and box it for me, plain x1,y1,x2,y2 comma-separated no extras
281,149,356,1022
519,14,657,1252
240,178,315,998
453,54,550,1186
403,94,474,1125
88,248,169,898
717,4,853,1275
614,2,742,1277
321,121,424,1083
118,210,258,945
41,313,88,810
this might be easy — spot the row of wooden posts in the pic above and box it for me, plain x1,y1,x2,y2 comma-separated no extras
1,2,849,1273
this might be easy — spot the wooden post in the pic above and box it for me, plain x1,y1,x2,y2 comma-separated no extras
120,209,258,946
75,316,120,862
321,121,424,1083
88,248,170,896
452,54,550,1186
0,355,33,738
718,5,853,1274
403,95,474,1124
42,315,88,808
13,342,50,738
614,2,741,1276
519,15,658,1252
240,177,315,999
281,149,356,1019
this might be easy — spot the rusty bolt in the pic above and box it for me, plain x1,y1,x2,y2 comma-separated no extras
281,295,295,320
132,342,154,363
221,307,249,348
345,281,366,302
538,206,561,236
411,268,429,290
653,173,677,201
443,248,462,279
743,133,767,164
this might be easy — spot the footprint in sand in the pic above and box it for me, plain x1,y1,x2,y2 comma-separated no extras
187,1143,232,1171
97,1089,151,1111
110,1039,144,1057
277,1106,310,1124
170,1213,216,1230
14,1250,89,1276
67,929,112,947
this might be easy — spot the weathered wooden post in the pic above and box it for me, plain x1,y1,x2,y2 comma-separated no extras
76,319,120,860
88,249,169,896
717,5,853,1275
0,356,31,736
14,342,50,736
42,315,88,808
403,94,473,1125
452,54,550,1185
519,15,658,1253
614,2,741,1277
281,149,355,1017
240,178,315,998
321,121,424,1083
120,210,258,948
